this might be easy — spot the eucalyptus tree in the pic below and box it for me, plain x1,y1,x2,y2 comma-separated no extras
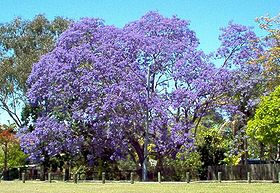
0,15,71,127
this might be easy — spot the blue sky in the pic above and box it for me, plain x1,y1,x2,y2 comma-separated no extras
1,0,279,52
0,0,279,124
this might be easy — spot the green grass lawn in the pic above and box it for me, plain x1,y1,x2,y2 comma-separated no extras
0,181,279,193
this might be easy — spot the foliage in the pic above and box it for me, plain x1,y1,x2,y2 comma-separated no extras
0,123,26,179
196,127,229,178
117,159,137,171
197,128,226,163
247,85,280,146
213,21,266,165
223,128,247,165
255,14,280,89
0,143,26,168
21,104,42,128
162,152,203,181
0,15,71,126
18,116,83,162
214,21,264,120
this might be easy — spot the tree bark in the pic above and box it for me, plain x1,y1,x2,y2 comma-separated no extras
259,142,265,160
40,164,46,181
3,142,8,180
64,161,70,181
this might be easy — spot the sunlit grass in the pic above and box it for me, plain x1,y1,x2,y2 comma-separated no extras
0,181,279,193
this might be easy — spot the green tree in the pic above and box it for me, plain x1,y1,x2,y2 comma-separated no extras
247,85,280,160
196,127,230,179
0,15,71,127
0,123,26,180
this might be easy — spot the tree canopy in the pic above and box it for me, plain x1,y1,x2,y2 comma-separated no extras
247,85,280,145
0,15,71,127
254,14,280,90
0,123,26,179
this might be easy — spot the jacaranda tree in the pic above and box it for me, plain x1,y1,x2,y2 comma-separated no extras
213,21,264,164
19,12,264,178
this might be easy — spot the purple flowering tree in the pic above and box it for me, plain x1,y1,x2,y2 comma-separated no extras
19,117,82,162
20,12,264,177
18,116,84,180
214,22,264,164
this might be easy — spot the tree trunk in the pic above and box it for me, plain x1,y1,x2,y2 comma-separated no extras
64,161,70,181
277,144,280,161
129,137,145,180
156,154,163,172
259,142,265,160
244,137,248,165
3,142,8,180
40,164,46,181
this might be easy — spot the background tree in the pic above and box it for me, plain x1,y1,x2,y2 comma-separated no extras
247,85,280,161
194,113,230,179
255,14,280,90
246,14,280,160
214,21,264,165
0,123,26,180
0,15,71,127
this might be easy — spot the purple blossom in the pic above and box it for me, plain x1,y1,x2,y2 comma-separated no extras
18,116,83,162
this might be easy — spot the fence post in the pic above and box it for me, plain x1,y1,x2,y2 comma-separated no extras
74,173,78,184
130,172,134,184
18,168,21,180
186,172,190,183
63,171,66,182
218,172,222,183
247,172,251,183
48,172,52,183
22,173,25,183
102,172,105,184
158,172,161,183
